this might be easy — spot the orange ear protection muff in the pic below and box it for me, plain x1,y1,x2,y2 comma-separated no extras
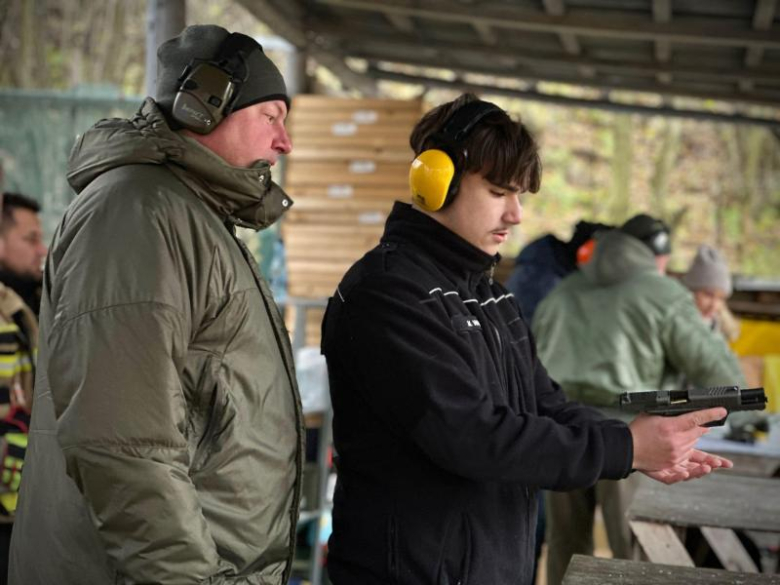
171,33,258,134
409,100,503,212
576,238,596,266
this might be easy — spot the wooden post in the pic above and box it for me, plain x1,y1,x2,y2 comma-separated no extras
145,0,186,98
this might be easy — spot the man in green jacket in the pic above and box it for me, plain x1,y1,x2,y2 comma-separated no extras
9,25,304,585
533,214,746,585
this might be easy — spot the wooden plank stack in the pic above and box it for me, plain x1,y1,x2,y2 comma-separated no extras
282,95,424,346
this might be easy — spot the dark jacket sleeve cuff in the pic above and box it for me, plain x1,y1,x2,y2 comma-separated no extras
600,423,634,480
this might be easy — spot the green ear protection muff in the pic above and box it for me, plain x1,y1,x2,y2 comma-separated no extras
409,100,503,212
171,33,259,134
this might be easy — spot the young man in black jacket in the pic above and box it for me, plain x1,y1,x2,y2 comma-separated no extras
321,94,731,585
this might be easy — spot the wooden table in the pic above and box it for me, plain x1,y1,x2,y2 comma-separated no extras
562,555,780,584
698,436,780,478
628,472,780,573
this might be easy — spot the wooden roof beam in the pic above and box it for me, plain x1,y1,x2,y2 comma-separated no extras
235,0,379,96
652,0,672,85
384,12,415,34
361,54,780,109
235,0,306,47
742,0,777,92
542,0,595,79
315,0,780,49
312,49,380,96
472,22,497,46
326,27,780,85
365,68,780,130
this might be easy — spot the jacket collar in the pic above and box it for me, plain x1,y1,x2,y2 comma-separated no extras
0,270,40,316
582,229,659,286
382,202,498,280
67,98,292,231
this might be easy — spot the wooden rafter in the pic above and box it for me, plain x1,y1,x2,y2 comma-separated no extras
363,54,780,108
315,0,780,49
320,25,780,86
235,0,379,95
742,0,777,92
652,0,672,85
364,68,780,129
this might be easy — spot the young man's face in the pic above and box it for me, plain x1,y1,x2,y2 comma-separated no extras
434,172,522,256
1,207,47,280
189,99,292,168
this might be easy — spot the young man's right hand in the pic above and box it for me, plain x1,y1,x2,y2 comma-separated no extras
629,408,733,484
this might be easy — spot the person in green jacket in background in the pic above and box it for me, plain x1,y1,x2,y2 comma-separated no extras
533,213,746,585
9,25,304,585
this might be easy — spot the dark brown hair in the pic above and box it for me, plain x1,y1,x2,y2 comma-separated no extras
410,93,542,194
1,192,41,233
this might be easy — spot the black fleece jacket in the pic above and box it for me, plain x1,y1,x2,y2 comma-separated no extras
321,202,633,585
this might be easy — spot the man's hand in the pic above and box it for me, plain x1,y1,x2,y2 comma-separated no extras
630,407,732,474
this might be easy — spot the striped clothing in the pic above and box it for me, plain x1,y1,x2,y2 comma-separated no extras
0,284,37,520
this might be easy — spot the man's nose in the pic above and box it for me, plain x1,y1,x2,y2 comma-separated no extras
275,126,292,155
505,195,522,225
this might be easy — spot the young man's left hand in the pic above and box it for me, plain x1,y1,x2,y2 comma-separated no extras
642,449,733,485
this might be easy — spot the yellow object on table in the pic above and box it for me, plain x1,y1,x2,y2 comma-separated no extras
731,319,780,413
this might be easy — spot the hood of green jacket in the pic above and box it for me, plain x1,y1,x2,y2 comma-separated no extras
66,98,293,230
581,229,658,286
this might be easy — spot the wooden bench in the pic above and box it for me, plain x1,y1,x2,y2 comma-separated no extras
628,472,780,572
698,435,780,478
561,554,780,584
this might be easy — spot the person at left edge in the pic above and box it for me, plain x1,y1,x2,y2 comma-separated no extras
9,25,304,585
0,192,38,585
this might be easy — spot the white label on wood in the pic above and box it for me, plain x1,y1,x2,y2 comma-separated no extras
349,160,377,174
352,109,378,124
331,122,358,136
327,185,354,199
358,211,385,225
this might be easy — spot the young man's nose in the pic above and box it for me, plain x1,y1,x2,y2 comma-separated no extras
504,195,522,224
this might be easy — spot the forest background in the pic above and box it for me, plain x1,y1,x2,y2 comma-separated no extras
1,0,778,277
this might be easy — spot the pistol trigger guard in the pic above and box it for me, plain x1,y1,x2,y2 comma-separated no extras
704,414,728,428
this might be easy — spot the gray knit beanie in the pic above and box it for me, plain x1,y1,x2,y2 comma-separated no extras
681,245,732,295
155,25,288,124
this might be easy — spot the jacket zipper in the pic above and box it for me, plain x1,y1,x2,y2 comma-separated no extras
227,224,305,584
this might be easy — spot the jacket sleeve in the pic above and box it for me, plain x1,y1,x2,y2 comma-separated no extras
337,275,632,491
46,188,229,584
661,296,747,388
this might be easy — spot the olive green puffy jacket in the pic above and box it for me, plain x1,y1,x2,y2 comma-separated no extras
533,230,745,409
9,99,304,585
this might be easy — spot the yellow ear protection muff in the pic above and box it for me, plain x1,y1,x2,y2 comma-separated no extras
171,33,258,134
409,100,503,211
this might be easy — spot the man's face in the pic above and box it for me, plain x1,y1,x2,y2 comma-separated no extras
433,172,522,256
655,254,670,275
1,208,47,280
191,100,292,168
693,288,727,320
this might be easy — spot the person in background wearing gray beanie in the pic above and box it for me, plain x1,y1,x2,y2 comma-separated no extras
9,25,303,585
681,245,740,342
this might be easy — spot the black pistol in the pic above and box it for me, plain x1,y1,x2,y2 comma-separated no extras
618,386,767,426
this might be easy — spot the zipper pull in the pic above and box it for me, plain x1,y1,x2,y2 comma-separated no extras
488,261,496,285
